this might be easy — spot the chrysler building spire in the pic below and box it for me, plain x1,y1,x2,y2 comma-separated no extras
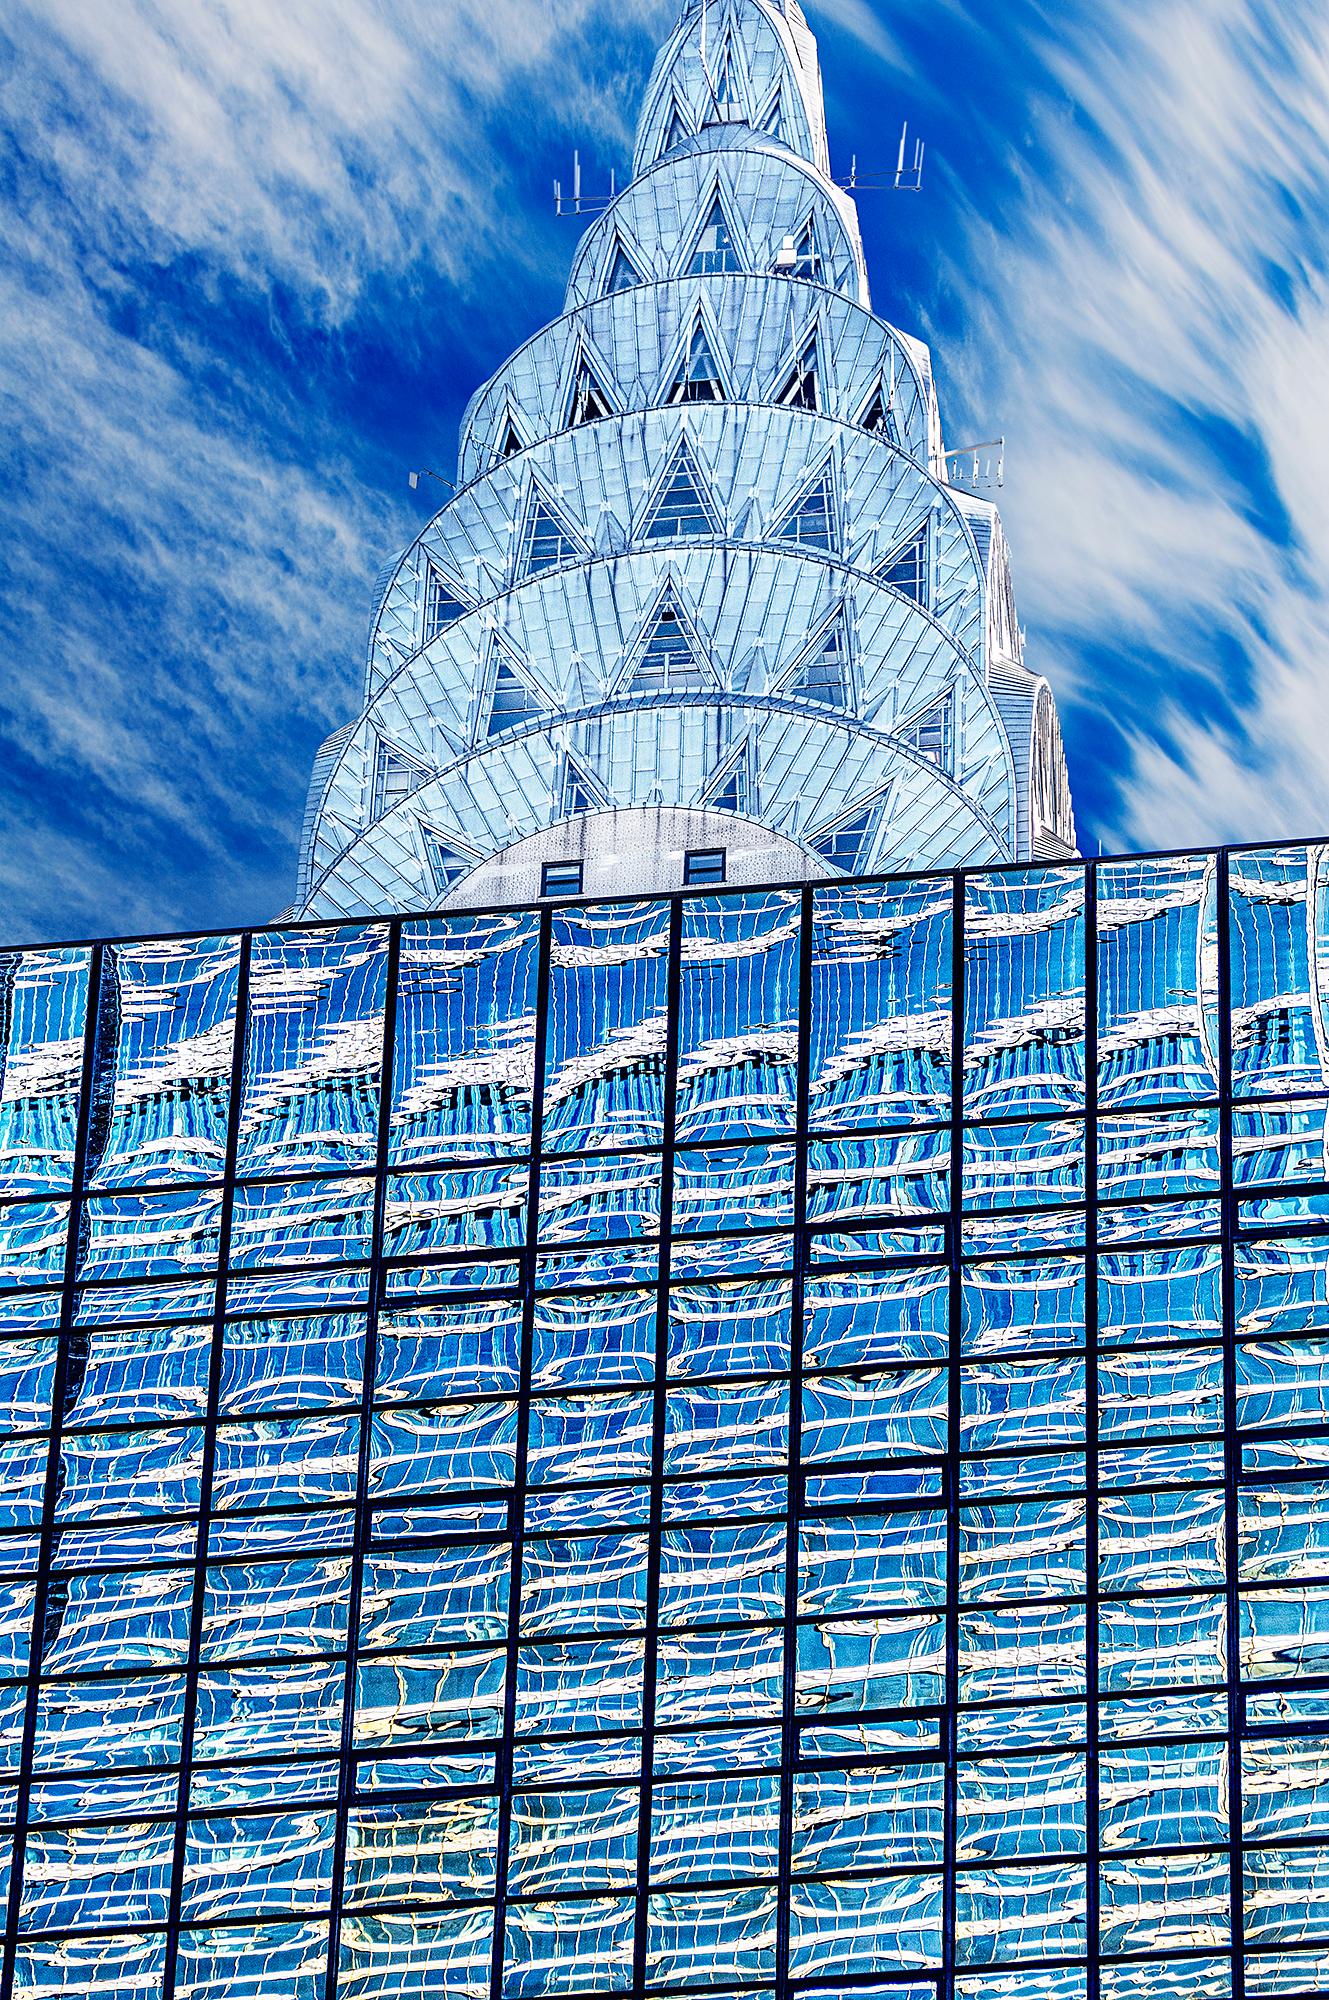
636,0,833,181
294,0,1076,917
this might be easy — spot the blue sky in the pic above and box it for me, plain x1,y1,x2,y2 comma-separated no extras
1,0,1325,941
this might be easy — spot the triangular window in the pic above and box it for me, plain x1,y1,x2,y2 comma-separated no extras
373,741,428,818
787,616,850,708
630,598,708,694
668,325,725,405
605,241,642,296
900,693,953,770
709,30,739,117
810,802,882,874
644,447,719,540
519,493,580,579
702,744,750,814
774,466,835,551
568,354,614,427
422,829,477,896
496,416,524,462
776,336,819,410
564,770,596,816
424,564,467,643
690,197,741,276
858,380,899,442
488,656,545,736
559,753,607,818
880,524,929,606
660,105,691,158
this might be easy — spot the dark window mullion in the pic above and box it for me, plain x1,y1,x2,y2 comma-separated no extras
632,893,681,1988
1217,850,1246,2000
0,943,107,2000
158,933,253,2000
489,903,552,2000
944,874,965,2000
323,918,402,2000
1085,863,1101,2000
775,883,814,2000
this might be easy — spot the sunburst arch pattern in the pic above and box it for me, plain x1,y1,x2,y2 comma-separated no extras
295,0,1076,919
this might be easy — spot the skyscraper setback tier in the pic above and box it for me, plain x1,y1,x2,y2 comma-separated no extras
293,0,1076,921
0,846,1328,1994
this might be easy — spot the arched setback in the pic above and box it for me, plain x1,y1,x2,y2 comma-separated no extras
456,280,936,486
563,138,871,309
300,709,1013,920
369,406,984,708
293,0,1076,918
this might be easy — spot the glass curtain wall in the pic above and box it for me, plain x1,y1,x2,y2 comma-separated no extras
0,845,1325,1998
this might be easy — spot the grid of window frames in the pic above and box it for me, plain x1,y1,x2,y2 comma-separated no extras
0,846,1326,1999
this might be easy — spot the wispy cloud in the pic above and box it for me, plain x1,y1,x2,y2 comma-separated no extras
11,0,658,313
806,0,902,66
0,0,663,939
932,0,1329,851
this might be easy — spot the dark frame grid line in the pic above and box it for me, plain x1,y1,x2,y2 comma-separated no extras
1217,848,1247,2000
489,901,554,2000
323,915,402,2000
158,930,255,2000
631,892,682,1995
0,942,106,2000
1083,863,1100,2000
942,871,964,2000
774,882,814,2000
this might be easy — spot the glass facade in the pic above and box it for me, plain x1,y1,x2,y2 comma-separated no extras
0,844,1327,1996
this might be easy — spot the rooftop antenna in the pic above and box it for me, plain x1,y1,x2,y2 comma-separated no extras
895,120,925,193
556,148,624,217
554,150,618,217
942,438,1006,491
840,120,926,195
558,0,734,219
409,468,458,494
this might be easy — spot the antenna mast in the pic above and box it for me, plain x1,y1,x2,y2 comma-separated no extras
837,121,926,194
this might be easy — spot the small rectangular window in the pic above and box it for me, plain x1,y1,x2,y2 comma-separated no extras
542,860,584,898
684,848,727,887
